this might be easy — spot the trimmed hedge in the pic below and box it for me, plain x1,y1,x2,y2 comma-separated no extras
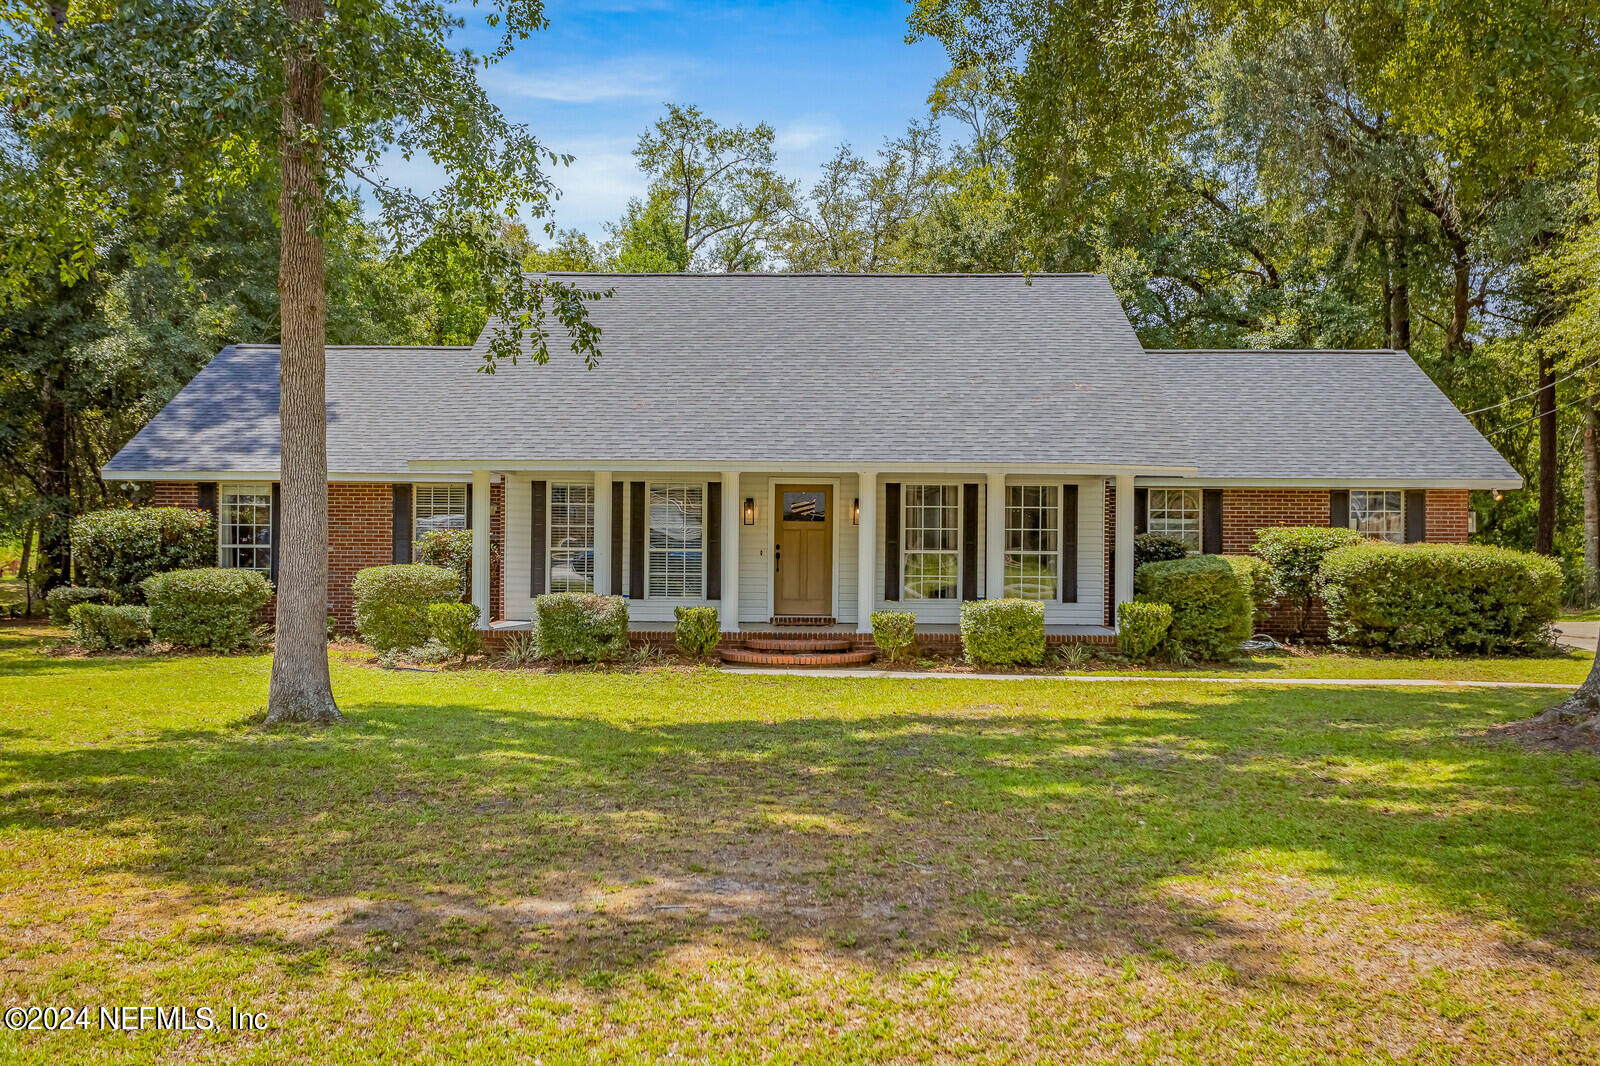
1117,601,1172,660
416,528,472,599
1134,533,1190,569
535,593,628,662
674,605,721,658
1251,526,1364,637
71,507,214,601
1221,553,1274,622
46,586,112,627
352,564,461,653
870,610,917,662
1134,555,1251,661
1319,542,1560,654
141,568,274,651
428,602,482,664
68,603,152,651
960,598,1045,667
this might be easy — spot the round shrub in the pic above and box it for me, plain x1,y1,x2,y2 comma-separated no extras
535,592,629,662
415,528,473,599
353,564,461,653
1134,533,1190,569
71,507,214,601
1117,601,1172,660
1251,526,1364,637
673,605,721,658
428,602,483,664
140,568,274,651
68,603,152,652
46,586,112,627
870,610,917,662
1134,555,1252,661
1221,553,1274,622
960,598,1046,667
1318,542,1560,655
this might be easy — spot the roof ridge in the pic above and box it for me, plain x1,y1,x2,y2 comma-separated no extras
524,271,1106,279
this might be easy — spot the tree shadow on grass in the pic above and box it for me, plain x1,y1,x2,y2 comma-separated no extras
1,680,1596,988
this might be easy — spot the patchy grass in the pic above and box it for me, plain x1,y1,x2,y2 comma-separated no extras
1,624,1597,1062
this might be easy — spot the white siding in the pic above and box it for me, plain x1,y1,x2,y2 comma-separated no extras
501,476,535,622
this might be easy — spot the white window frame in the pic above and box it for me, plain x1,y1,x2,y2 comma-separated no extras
901,483,962,601
1147,487,1201,550
548,481,595,594
414,483,468,540
218,482,273,572
646,480,706,599
1005,483,1059,601
1350,489,1405,543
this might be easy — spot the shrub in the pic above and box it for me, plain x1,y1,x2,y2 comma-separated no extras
1319,542,1561,655
71,507,214,601
870,610,917,662
535,593,629,662
68,603,152,651
415,528,473,599
1134,555,1252,661
352,564,460,653
498,630,540,668
959,598,1045,667
428,602,483,664
1221,553,1274,621
46,586,112,627
1251,526,1364,637
673,606,721,658
1117,601,1172,660
1134,532,1190,569
140,568,273,651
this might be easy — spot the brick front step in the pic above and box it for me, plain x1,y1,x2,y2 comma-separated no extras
743,636,854,653
719,647,877,667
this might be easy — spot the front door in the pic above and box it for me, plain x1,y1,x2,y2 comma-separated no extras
774,484,833,617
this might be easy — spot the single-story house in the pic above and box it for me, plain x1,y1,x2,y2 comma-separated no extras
103,272,1521,648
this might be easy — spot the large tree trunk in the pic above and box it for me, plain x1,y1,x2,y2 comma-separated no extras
1536,350,1558,556
266,0,340,724
37,370,71,592
18,522,33,616
1389,202,1410,351
1585,392,1600,604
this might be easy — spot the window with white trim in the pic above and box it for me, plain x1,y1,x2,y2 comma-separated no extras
1005,484,1059,600
1350,489,1404,542
219,483,272,571
1147,487,1201,550
902,484,960,600
414,483,468,538
647,482,704,598
549,482,595,594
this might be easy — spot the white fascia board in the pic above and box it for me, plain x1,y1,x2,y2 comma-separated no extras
405,459,1202,477
102,470,477,483
1134,476,1524,491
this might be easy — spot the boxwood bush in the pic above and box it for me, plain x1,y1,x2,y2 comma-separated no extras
1251,525,1363,637
1221,553,1274,624
1318,542,1560,654
415,528,473,599
352,564,461,653
535,593,629,662
46,586,112,627
1134,532,1190,569
68,603,152,651
140,568,273,651
870,610,917,662
428,602,482,664
1134,555,1251,661
959,598,1045,667
1117,601,1172,660
71,507,214,601
673,605,721,658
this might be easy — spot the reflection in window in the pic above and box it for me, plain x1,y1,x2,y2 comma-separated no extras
903,484,959,600
647,483,704,597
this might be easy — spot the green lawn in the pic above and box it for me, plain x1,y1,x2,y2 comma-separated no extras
2,625,1598,1062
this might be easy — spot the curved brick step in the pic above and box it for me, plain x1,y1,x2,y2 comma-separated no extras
743,636,854,653
719,646,877,667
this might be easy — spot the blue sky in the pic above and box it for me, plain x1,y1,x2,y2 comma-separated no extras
401,1,950,242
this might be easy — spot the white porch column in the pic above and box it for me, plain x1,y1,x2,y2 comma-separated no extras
985,471,1006,600
471,469,491,624
856,471,878,632
592,471,613,595
1114,473,1135,625
720,471,741,631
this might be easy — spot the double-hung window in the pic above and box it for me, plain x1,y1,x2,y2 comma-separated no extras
647,482,704,598
1350,489,1404,542
1005,485,1059,600
1147,487,1201,550
414,484,468,538
549,482,595,593
902,484,960,600
219,484,272,571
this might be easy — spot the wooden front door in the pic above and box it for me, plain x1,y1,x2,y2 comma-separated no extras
774,484,833,616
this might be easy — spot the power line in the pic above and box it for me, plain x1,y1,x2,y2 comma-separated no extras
1484,391,1593,436
1461,357,1600,416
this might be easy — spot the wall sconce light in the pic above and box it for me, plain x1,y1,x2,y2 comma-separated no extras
743,497,756,525
1492,490,1503,502
852,498,860,525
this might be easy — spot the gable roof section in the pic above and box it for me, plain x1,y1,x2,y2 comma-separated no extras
103,273,1520,486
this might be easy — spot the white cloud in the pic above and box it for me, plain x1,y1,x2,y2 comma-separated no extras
774,118,842,154
538,138,648,235
484,58,678,104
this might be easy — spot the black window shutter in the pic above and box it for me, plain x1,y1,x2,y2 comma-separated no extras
1134,487,1148,534
392,484,412,564
1202,489,1224,554
883,482,901,601
629,481,646,598
1061,484,1079,603
706,481,722,600
465,484,473,529
962,482,980,600
529,480,547,596
610,480,625,595
269,483,281,582
1404,490,1427,543
1330,490,1350,529
197,482,218,518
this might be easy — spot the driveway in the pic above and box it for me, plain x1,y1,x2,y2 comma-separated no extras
1555,620,1599,652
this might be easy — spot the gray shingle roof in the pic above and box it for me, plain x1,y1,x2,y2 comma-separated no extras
104,272,1520,485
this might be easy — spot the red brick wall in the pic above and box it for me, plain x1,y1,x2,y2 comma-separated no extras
151,482,201,508
1425,489,1470,544
1221,489,1332,553
327,482,394,626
